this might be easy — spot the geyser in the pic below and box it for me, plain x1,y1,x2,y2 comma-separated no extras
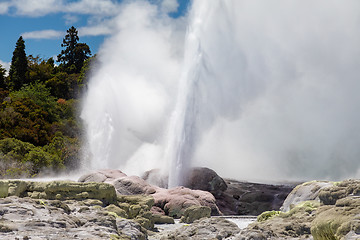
82,0,360,185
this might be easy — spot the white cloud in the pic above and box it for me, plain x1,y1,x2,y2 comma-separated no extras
0,2,11,14
2,0,121,17
65,0,121,16
0,60,10,74
161,0,179,13
79,24,114,37
10,0,64,17
22,30,65,39
63,14,79,25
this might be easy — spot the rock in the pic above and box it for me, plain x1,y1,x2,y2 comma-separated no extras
0,180,28,197
112,176,157,195
281,180,334,212
0,180,118,204
78,169,127,183
0,195,146,239
151,206,166,215
318,179,360,205
158,217,240,240
217,179,295,215
311,196,360,240
81,170,221,219
152,214,175,224
117,194,155,211
105,204,128,218
116,218,147,240
142,167,228,197
152,186,221,217
185,167,227,197
237,200,318,239
237,179,360,240
180,205,211,223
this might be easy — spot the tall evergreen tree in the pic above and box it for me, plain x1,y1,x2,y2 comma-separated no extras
0,64,7,89
9,36,28,91
57,26,91,73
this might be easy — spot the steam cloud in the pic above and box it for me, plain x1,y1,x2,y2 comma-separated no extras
82,0,360,183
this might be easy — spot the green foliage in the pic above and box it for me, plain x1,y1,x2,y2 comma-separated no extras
46,72,70,99
283,201,319,218
46,72,80,99
27,55,55,84
9,36,28,91
57,26,91,74
0,26,94,178
10,82,57,121
0,138,63,177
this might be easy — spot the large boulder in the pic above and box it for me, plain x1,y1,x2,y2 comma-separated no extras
185,167,227,197
180,205,211,223
217,179,295,215
78,169,127,183
142,167,228,197
112,176,157,195
281,180,334,212
152,186,221,217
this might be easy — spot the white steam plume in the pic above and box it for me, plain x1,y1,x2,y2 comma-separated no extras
81,0,185,175
83,0,360,183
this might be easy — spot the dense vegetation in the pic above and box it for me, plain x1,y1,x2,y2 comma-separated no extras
0,27,93,178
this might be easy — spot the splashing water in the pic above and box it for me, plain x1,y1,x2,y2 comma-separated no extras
82,0,360,185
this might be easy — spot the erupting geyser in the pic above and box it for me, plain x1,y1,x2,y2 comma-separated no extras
82,0,360,186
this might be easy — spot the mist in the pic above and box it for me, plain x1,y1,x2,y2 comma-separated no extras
82,0,360,183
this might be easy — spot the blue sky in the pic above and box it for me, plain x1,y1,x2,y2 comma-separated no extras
0,0,190,71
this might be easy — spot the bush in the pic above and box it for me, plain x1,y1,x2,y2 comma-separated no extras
0,138,65,178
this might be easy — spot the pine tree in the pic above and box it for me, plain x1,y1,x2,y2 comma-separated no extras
9,36,28,91
57,26,91,73
0,64,7,89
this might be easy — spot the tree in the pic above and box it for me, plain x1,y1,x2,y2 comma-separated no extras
0,64,7,89
27,55,55,84
9,36,28,91
57,26,91,73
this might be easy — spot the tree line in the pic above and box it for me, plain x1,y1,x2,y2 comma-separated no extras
0,26,94,178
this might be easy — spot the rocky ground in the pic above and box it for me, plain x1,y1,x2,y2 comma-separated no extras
0,169,359,239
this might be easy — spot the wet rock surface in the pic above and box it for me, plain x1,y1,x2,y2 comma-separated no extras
216,179,296,215
0,196,147,240
81,169,221,218
152,217,241,240
142,168,295,216
236,179,360,240
2,172,357,239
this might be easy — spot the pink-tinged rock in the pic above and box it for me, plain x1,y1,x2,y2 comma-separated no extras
78,169,127,183
152,186,221,217
151,206,166,215
142,167,227,197
111,176,157,195
79,170,221,217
